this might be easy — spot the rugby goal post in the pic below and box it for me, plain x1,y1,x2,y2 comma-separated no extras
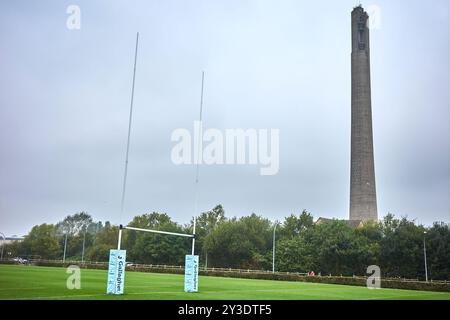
109,32,203,295
107,223,199,295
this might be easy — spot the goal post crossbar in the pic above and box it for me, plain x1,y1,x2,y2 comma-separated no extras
124,225,194,238
117,225,194,250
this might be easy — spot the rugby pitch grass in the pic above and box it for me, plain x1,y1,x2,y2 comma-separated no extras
0,265,449,300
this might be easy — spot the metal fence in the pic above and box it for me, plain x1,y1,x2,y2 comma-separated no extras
6,258,447,284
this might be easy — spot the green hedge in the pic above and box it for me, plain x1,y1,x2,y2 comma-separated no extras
1,260,448,293
200,270,450,292
30,260,186,275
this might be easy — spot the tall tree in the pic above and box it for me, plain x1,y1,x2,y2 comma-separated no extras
204,214,272,269
421,222,450,280
379,214,425,279
56,212,93,236
21,224,61,259
279,210,314,239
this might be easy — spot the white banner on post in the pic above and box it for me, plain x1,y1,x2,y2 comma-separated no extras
184,255,199,292
107,249,126,295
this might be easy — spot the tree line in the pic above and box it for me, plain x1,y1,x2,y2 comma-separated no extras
3,205,449,280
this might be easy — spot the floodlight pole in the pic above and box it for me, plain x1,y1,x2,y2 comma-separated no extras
63,233,68,262
0,232,5,260
81,225,87,263
423,231,428,282
272,221,279,273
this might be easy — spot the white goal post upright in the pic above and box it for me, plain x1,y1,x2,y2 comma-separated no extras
191,71,204,256
117,228,123,250
107,32,139,295
184,71,204,292
191,217,196,255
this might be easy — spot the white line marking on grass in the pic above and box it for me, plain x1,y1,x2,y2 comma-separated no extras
0,287,47,291
363,292,449,300
6,282,448,300
6,288,381,300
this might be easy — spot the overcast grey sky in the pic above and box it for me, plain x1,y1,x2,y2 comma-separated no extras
1,0,449,236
